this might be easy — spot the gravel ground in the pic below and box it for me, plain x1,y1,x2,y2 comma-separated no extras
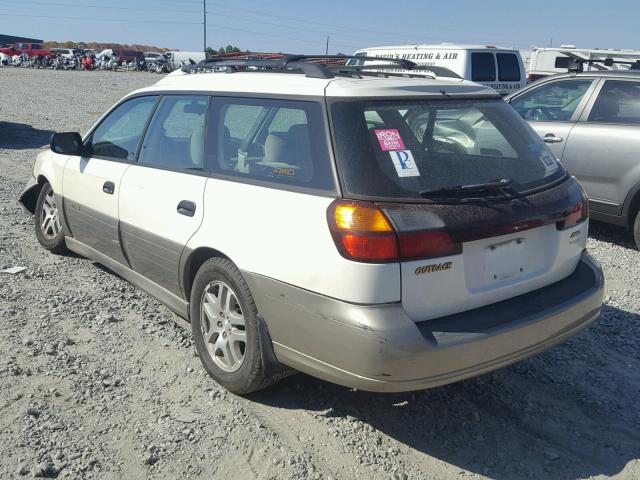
1,68,639,480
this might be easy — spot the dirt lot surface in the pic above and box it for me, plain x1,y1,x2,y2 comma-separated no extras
1,68,639,480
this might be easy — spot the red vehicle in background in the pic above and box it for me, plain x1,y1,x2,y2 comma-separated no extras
0,42,51,57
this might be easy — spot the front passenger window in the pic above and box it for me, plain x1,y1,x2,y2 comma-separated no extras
90,96,158,160
510,79,592,122
138,95,209,170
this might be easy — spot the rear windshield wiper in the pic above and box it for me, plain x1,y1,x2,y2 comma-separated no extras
419,178,515,199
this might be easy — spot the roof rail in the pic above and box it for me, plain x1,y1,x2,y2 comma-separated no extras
180,54,463,79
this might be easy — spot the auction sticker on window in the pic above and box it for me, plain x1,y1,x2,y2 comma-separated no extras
375,129,405,151
539,150,559,172
389,150,420,177
529,143,559,173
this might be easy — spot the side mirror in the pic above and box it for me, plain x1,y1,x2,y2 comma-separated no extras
50,132,84,155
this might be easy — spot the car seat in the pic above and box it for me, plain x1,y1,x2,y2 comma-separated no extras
259,124,313,181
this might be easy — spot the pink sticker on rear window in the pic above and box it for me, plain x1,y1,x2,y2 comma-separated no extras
375,129,405,151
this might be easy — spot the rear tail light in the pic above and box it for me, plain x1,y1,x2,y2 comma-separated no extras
557,194,589,230
327,200,461,263
328,201,398,262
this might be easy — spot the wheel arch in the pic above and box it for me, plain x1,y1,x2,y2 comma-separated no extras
180,246,232,302
182,246,293,383
19,174,51,214
623,183,640,229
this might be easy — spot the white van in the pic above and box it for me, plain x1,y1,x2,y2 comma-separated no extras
527,46,640,81
349,44,526,95
165,51,206,70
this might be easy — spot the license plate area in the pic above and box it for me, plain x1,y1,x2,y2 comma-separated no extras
484,238,527,282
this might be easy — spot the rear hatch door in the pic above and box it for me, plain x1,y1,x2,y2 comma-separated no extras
328,93,587,320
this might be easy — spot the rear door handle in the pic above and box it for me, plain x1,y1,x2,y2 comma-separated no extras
103,181,115,194
543,133,564,143
177,200,196,217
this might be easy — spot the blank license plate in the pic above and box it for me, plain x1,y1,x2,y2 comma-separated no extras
484,238,527,282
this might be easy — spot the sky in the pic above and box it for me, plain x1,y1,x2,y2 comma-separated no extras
2,0,639,54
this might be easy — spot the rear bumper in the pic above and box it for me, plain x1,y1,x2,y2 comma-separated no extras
245,251,604,392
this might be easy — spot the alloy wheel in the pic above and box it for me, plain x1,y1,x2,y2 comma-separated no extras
200,280,247,372
40,189,61,239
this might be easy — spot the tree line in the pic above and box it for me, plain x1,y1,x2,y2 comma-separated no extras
206,45,244,56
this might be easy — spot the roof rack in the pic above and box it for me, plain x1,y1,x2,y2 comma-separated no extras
180,54,462,80
564,51,640,73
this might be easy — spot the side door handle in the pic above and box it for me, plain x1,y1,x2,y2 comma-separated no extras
543,133,564,143
177,200,196,217
103,181,115,194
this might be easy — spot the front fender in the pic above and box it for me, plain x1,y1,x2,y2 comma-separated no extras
18,176,40,214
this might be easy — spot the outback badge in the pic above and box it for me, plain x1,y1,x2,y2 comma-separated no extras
415,261,453,275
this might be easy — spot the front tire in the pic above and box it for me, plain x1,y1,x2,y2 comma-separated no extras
633,210,640,250
34,182,66,253
190,257,272,394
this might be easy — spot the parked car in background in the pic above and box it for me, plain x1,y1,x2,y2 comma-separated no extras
527,46,640,81
348,44,526,95
50,48,81,59
18,55,603,395
118,49,144,64
0,42,50,58
144,51,164,64
507,68,640,248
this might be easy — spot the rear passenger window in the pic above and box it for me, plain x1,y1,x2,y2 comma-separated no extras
471,53,496,82
588,80,640,125
497,53,520,81
209,97,335,191
138,95,209,170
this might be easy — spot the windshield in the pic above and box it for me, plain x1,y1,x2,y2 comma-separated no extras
330,98,565,201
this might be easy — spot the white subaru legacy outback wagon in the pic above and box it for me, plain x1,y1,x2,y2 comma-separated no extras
19,55,604,394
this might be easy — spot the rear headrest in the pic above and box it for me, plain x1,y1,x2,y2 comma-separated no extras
264,132,288,164
287,124,310,141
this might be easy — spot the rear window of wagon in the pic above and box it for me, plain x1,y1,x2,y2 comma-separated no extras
329,98,566,201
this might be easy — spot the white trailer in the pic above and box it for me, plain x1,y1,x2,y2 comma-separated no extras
528,46,640,80
165,51,206,70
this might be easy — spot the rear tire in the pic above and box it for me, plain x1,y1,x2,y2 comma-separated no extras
633,210,640,250
34,182,66,253
190,257,274,394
